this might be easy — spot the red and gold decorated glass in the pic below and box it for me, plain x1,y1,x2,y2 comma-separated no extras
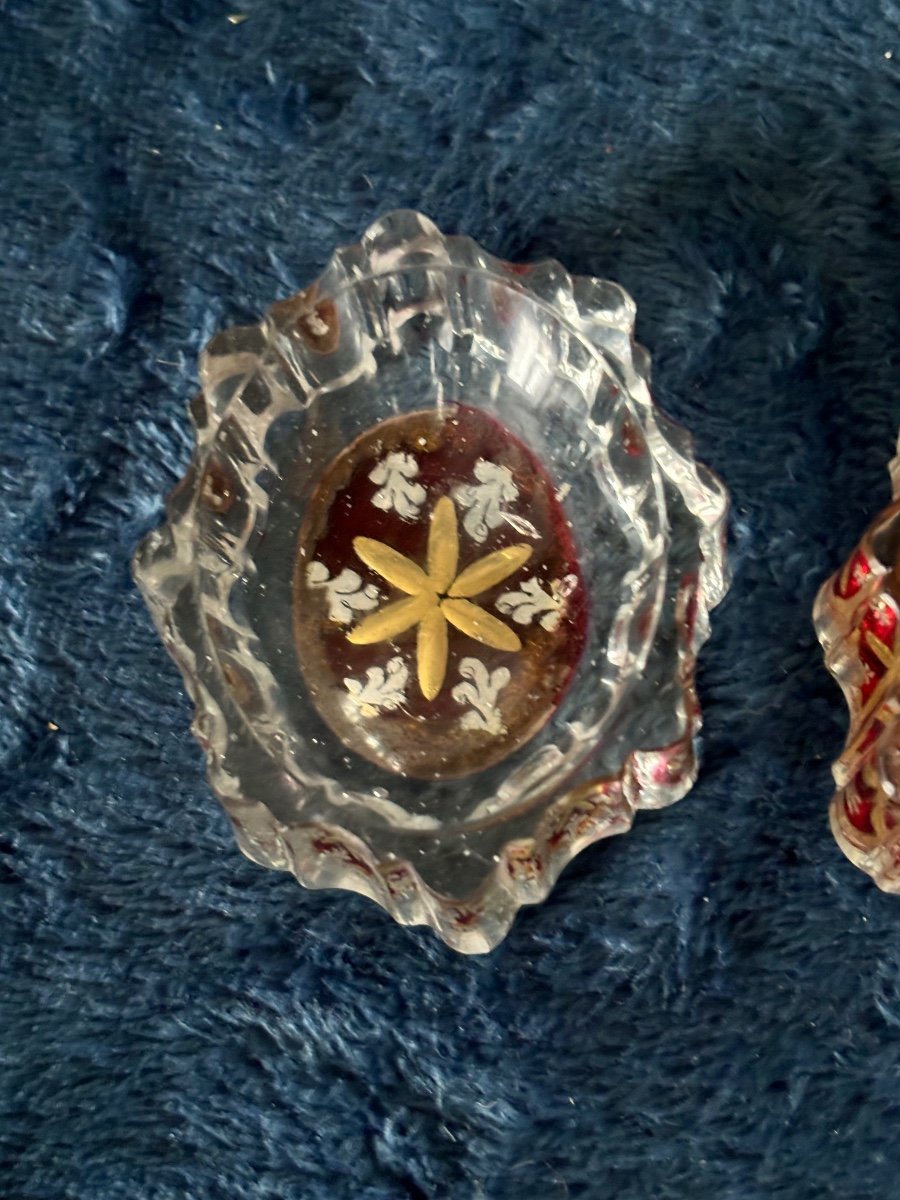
815,440,900,891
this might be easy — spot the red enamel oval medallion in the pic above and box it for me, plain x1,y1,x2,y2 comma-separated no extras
293,405,586,779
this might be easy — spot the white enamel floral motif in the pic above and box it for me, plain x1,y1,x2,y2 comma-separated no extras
451,657,510,736
496,574,578,632
306,561,381,625
452,459,520,544
343,655,409,718
369,452,427,519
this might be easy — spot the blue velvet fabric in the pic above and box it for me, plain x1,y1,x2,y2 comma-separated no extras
3,1,900,1196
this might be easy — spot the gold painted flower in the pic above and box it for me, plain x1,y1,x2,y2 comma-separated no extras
346,496,532,700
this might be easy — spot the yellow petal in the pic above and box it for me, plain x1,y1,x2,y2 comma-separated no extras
353,537,431,595
427,496,459,593
346,593,434,645
447,544,532,598
417,606,448,700
441,598,522,652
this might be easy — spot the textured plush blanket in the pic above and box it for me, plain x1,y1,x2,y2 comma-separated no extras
3,1,900,1196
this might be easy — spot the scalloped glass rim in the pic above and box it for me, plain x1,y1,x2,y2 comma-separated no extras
134,210,729,952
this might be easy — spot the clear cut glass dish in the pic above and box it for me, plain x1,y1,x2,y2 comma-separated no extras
133,210,729,952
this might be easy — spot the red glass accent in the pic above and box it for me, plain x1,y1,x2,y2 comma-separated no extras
844,770,876,834
834,549,872,599
293,405,587,779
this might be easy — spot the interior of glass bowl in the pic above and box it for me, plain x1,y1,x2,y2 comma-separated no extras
193,265,668,838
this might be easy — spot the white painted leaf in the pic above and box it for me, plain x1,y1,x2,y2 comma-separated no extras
496,574,578,632
343,656,409,719
369,451,426,519
307,561,382,624
451,657,510,736
452,459,519,544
